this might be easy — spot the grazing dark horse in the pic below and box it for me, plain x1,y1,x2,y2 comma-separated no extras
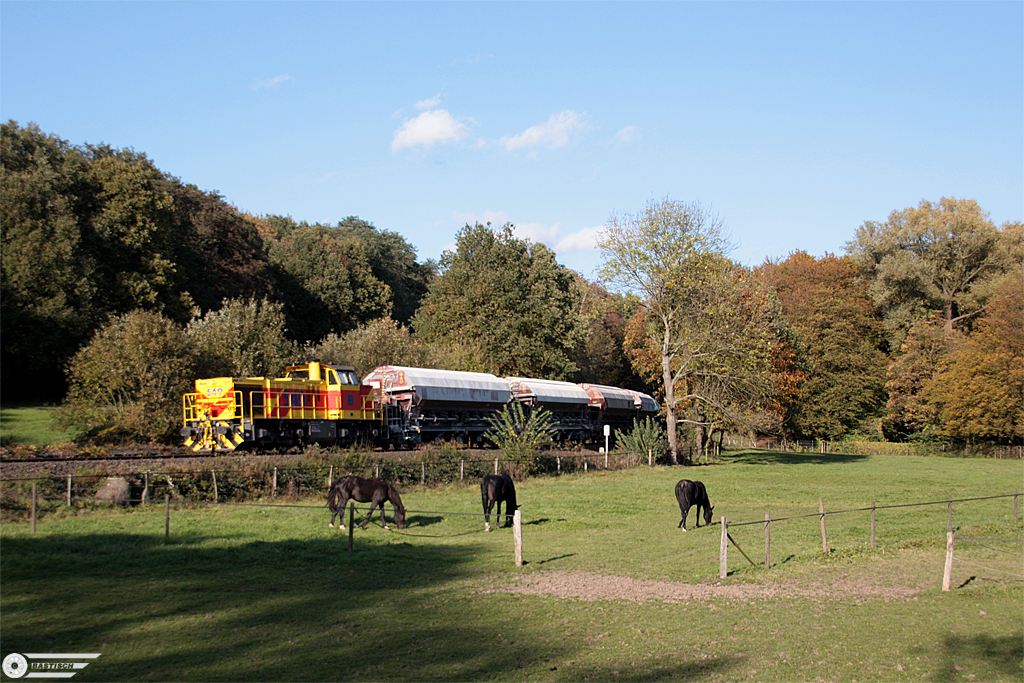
481,474,517,531
675,479,714,531
327,476,406,530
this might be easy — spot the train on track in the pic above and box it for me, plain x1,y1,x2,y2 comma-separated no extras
181,361,659,453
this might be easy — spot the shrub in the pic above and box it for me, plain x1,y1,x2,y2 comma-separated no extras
483,403,557,478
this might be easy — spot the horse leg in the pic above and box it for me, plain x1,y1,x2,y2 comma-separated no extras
678,504,689,531
695,504,702,528
484,499,494,532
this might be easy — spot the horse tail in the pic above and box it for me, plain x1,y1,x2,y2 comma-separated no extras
327,482,341,513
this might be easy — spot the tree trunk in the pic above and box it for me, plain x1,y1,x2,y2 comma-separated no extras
663,352,679,465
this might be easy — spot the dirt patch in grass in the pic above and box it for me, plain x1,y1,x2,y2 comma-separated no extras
485,569,922,603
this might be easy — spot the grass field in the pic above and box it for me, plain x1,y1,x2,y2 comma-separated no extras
1,450,1021,681
0,404,75,448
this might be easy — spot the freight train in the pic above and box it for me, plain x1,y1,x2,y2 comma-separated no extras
181,361,659,453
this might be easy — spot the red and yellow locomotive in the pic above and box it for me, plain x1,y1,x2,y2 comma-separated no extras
181,361,415,452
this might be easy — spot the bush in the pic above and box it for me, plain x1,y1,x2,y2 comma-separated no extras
56,310,199,444
483,403,557,478
614,417,667,467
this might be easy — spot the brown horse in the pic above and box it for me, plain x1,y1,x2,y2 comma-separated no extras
327,476,406,530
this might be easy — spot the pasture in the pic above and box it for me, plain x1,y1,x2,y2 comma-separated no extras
1,450,1021,681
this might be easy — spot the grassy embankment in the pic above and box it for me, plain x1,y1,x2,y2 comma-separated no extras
1,450,1022,681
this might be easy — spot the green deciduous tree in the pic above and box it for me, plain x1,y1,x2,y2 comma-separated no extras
602,198,776,463
413,223,587,379
846,197,1009,342
1,121,99,395
185,298,297,378
265,221,392,342
309,317,430,378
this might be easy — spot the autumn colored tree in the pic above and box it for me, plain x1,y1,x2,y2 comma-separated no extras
760,252,888,440
924,272,1024,443
882,315,947,441
413,223,586,379
572,277,642,390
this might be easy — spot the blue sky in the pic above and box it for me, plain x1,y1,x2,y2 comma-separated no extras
2,1,1021,277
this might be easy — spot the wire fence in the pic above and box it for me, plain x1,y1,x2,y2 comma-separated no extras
717,492,1023,582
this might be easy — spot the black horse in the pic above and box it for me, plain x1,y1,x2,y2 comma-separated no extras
481,474,517,531
675,479,713,530
327,476,406,530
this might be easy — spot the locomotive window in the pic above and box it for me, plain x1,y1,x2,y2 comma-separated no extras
288,370,309,379
342,371,357,385
327,369,339,386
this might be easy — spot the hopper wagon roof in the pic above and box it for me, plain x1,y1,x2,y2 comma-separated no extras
507,377,591,407
364,366,510,409
581,384,638,413
630,391,660,414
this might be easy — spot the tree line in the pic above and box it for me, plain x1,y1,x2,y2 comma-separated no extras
2,122,1020,452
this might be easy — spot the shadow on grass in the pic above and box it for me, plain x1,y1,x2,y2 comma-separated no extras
934,634,1023,682
722,449,868,466
1,532,748,681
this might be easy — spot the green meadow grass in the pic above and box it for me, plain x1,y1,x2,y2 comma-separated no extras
0,404,76,448
1,450,1021,681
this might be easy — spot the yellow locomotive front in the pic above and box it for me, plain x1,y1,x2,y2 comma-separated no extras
182,361,387,452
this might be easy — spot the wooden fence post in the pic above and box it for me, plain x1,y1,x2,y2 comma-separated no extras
648,449,653,467
66,475,72,506
421,461,426,485
494,458,499,475
164,494,170,539
513,509,523,567
819,498,828,554
328,465,333,488
211,470,218,503
942,531,954,591
556,456,561,474
31,483,37,534
764,512,771,569
272,467,278,497
870,501,876,549
719,516,728,579
376,463,380,478
947,494,953,533
143,472,149,505
460,460,464,481
584,455,588,473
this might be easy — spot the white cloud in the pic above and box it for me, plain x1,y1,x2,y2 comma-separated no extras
448,212,602,257
615,125,639,145
554,225,605,253
392,109,470,151
415,93,442,110
251,74,294,90
501,110,584,151
513,222,561,245
451,210,510,227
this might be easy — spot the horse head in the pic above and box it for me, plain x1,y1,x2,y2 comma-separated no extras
389,484,407,529
703,505,714,526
